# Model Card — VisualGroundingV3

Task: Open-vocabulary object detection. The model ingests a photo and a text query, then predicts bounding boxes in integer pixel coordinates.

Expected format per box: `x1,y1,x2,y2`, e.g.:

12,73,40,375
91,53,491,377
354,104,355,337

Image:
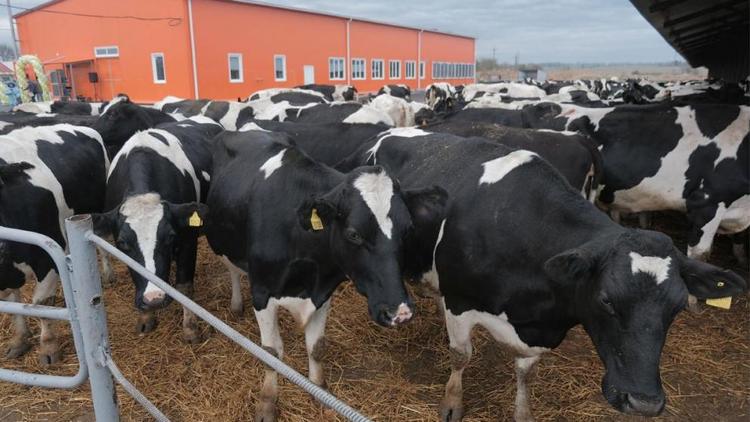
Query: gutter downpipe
417,29,423,90
187,0,199,99
346,18,352,86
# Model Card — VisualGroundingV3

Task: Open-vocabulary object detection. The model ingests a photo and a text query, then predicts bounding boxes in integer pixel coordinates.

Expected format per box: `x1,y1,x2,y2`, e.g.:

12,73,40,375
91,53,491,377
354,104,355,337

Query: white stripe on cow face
479,150,536,185
259,148,286,179
629,252,671,284
353,170,394,239
120,193,165,299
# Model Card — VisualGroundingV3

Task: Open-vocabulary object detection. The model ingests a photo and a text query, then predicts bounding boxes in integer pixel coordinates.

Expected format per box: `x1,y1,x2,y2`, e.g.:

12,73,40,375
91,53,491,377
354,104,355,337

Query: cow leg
176,234,202,343
98,246,115,286
0,288,31,358
610,210,621,224
638,212,651,229
220,256,245,316
731,233,748,267
514,355,540,422
304,299,331,387
687,203,726,262
33,270,60,366
254,301,283,422
136,311,157,333
439,304,474,422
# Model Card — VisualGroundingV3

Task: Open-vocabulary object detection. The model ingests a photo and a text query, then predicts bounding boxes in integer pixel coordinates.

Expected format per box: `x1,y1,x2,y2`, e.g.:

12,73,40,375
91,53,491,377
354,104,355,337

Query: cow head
544,228,746,417
93,101,175,159
298,166,448,327
93,193,208,313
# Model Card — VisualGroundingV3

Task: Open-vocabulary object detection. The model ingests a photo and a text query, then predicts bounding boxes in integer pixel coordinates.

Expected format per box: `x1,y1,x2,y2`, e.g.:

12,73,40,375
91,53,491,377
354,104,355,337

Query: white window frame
419,61,425,79
94,45,119,58
405,60,416,79
371,59,384,80
329,57,345,81
274,54,286,82
151,52,166,84
389,60,401,79
227,53,244,83
351,58,366,80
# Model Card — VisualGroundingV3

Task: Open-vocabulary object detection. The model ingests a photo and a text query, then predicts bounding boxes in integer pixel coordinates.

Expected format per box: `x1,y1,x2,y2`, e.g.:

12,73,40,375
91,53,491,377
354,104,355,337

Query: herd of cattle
0,76,748,421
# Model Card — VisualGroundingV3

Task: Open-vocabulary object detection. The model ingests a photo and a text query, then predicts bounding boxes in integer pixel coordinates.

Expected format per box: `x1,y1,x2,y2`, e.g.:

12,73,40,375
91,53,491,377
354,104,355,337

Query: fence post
65,214,120,422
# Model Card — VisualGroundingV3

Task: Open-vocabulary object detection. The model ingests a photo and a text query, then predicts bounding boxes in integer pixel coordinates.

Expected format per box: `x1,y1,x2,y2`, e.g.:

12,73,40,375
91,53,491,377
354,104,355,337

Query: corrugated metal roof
15,0,475,40
630,0,749,81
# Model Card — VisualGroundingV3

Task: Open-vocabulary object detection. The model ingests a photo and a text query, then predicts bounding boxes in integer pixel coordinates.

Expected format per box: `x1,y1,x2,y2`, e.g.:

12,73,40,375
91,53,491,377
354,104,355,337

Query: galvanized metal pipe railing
0,225,88,389
81,215,372,422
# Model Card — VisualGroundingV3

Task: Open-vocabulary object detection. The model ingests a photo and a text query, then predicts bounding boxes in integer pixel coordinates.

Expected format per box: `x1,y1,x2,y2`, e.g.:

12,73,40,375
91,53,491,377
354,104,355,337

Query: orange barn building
15,0,476,103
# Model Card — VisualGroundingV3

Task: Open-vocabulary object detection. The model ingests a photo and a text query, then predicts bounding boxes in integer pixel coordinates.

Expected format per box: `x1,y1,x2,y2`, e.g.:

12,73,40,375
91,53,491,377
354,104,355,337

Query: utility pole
6,0,18,58
514,51,519,68
492,47,496,63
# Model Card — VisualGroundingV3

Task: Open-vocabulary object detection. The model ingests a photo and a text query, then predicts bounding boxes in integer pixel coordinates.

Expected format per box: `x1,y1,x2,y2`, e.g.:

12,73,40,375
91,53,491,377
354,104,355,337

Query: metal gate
0,215,370,422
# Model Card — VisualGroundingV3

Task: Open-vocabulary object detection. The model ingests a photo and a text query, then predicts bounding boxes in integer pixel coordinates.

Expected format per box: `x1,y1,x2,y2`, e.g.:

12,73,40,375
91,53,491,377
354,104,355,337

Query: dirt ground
0,211,747,421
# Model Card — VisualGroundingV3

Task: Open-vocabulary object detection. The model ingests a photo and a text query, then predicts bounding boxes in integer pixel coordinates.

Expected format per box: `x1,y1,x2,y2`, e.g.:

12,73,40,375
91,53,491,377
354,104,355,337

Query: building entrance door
303,65,315,84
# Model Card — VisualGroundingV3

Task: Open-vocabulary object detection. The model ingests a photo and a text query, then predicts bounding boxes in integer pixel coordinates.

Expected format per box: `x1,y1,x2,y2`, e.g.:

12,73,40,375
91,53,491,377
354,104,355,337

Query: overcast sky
0,0,680,63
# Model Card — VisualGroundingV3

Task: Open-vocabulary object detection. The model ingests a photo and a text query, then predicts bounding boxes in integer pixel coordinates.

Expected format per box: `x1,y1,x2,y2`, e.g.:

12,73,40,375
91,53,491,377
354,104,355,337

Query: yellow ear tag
705,297,731,310
188,211,202,227
310,208,324,231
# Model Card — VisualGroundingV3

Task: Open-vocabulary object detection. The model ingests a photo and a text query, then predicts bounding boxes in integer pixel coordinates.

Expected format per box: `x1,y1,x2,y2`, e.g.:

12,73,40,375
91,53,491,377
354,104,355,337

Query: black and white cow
238,120,388,166
0,112,99,135
426,83,458,113
520,102,750,264
339,130,747,421
92,116,220,340
296,84,357,101
0,124,109,365
93,100,177,159
205,129,446,420
422,121,602,199
377,84,411,100
13,94,129,116
289,102,395,126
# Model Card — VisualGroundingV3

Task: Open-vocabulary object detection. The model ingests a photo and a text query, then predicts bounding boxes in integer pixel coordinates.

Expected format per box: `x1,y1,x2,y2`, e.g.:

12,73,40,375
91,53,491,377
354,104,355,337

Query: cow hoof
254,400,277,422
514,408,535,422
439,396,464,422
183,326,205,344
687,294,701,313
230,301,244,317
136,315,158,334
38,341,61,367
5,339,31,359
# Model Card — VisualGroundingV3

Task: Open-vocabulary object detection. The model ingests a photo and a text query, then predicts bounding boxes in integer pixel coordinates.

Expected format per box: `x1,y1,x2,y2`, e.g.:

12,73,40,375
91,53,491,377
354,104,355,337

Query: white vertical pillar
187,0,200,99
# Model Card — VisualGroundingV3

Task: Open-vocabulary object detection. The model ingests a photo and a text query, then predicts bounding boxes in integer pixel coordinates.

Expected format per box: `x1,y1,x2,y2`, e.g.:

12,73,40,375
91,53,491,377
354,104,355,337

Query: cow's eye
344,228,363,245
600,295,616,316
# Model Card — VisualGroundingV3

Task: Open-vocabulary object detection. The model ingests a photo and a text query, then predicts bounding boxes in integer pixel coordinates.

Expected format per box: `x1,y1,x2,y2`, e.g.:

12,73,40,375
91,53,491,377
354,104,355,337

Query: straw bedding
0,211,747,421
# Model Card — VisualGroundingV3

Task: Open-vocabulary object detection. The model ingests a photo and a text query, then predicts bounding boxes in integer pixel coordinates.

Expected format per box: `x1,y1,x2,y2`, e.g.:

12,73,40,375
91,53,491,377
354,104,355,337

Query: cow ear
403,185,449,231
91,208,118,237
544,248,596,285
674,251,748,299
167,202,209,229
297,198,338,232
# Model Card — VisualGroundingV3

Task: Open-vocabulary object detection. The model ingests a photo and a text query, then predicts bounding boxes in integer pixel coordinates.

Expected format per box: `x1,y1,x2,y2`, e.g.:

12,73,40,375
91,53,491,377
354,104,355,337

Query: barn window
419,61,425,79
389,60,401,79
405,61,416,79
94,46,119,58
432,62,439,79
228,53,243,83
329,57,345,80
274,55,286,81
151,53,166,84
372,59,384,80
351,58,366,80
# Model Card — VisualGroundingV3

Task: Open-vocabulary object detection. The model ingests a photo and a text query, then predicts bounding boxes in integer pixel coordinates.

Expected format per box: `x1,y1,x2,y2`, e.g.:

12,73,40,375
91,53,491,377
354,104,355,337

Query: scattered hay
0,212,747,421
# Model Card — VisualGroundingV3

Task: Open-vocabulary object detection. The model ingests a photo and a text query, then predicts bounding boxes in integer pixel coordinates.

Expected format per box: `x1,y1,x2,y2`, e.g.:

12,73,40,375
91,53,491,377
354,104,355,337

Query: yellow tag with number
310,208,324,231
705,297,731,310
188,211,202,227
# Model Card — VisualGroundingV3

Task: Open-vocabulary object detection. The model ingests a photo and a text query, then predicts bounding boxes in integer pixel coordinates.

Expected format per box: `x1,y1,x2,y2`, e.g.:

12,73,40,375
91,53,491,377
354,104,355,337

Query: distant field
479,65,709,82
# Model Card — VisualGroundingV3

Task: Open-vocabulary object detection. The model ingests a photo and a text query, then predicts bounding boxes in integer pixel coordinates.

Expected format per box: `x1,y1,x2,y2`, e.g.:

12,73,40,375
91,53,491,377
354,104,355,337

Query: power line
8,4,182,26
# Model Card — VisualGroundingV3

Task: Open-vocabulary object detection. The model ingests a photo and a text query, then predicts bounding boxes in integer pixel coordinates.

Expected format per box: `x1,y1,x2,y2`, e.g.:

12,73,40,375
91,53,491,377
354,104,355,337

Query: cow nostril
625,393,665,416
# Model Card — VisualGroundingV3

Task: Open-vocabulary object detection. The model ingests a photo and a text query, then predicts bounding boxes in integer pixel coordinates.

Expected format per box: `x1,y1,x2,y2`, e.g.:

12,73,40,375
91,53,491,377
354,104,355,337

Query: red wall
16,0,194,102
17,0,475,101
